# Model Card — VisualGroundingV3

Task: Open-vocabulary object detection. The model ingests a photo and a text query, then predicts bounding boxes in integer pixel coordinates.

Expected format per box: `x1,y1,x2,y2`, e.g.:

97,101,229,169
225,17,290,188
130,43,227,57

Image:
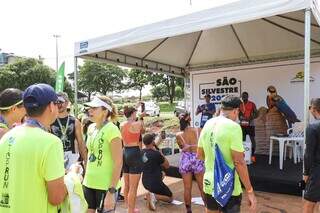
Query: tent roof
75,0,320,77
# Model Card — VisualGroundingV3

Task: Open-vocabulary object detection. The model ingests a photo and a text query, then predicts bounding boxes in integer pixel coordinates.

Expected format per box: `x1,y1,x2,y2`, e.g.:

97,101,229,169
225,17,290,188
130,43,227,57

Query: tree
77,61,126,99
151,84,168,101
149,73,182,104
175,86,184,100
126,69,149,100
0,58,73,99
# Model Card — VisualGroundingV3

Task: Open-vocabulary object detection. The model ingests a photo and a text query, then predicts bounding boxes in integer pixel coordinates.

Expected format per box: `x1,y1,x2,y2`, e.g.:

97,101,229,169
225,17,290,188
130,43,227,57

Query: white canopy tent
74,0,320,133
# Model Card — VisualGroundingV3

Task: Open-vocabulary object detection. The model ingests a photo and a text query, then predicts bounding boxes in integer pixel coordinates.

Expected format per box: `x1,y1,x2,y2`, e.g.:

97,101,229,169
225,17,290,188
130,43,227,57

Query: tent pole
303,8,311,180
74,56,79,116
183,75,190,113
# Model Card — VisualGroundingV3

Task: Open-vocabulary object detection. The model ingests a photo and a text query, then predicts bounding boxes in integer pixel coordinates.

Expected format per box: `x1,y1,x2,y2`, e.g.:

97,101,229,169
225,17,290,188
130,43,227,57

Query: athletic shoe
117,194,125,202
146,192,156,211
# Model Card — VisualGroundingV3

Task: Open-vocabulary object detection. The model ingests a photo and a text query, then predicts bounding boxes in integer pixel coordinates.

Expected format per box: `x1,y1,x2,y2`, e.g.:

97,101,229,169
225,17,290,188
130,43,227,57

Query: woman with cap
83,96,122,213
141,133,173,211
0,88,26,138
121,105,145,213
176,112,205,213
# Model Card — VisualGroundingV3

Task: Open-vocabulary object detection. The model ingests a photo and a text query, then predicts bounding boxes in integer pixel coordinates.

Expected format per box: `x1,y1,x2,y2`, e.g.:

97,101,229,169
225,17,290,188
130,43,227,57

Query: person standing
239,92,258,163
121,105,145,213
266,85,300,128
51,92,87,169
0,83,67,212
176,112,204,213
303,98,320,213
141,133,173,211
196,94,216,128
0,88,26,139
197,95,256,213
83,96,123,213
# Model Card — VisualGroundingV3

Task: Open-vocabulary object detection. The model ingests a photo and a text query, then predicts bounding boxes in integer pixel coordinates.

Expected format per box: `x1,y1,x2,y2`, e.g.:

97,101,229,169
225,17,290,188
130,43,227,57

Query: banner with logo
199,77,241,104
55,62,65,92
191,59,320,127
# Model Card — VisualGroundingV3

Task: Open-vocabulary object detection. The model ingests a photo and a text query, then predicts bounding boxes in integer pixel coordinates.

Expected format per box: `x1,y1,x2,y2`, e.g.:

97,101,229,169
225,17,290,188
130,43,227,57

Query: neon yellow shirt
0,126,65,213
0,122,9,139
198,116,244,196
84,122,122,190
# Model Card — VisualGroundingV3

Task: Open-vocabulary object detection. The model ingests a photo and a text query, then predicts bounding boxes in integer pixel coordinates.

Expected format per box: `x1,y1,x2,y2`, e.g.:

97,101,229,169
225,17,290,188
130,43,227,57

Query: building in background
0,51,20,66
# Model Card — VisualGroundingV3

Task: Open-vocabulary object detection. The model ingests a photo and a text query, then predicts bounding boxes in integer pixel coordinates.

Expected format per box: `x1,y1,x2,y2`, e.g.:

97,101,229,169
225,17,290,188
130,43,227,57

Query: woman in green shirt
83,96,123,213
0,88,26,138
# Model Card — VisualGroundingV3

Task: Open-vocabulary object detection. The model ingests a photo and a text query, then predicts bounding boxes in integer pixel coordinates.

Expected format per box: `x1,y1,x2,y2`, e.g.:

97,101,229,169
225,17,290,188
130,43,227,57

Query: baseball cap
23,84,58,108
57,92,69,102
57,96,65,103
84,96,113,112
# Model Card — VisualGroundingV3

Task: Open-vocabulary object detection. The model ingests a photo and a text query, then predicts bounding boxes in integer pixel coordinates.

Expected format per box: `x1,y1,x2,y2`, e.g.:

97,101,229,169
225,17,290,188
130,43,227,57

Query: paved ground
115,176,306,213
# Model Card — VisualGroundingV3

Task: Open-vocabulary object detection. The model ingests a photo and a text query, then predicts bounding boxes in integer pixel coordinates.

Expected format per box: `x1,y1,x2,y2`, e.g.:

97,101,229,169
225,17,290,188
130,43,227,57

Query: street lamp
53,34,60,72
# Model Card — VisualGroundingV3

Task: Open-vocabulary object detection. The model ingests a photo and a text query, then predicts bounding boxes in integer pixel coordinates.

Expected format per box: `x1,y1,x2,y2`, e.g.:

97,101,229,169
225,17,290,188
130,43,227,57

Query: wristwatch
108,187,117,194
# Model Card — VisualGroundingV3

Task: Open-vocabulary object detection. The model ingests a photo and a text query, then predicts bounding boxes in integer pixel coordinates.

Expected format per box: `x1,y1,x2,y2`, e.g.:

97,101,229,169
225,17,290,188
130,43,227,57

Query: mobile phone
161,130,166,139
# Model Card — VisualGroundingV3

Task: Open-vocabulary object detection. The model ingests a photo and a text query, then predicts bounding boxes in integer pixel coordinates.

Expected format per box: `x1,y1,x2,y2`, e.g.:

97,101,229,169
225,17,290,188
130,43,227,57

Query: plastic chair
284,122,304,163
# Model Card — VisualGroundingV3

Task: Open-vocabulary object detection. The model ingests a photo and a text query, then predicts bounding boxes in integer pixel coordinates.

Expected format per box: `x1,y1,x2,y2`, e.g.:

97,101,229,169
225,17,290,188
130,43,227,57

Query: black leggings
142,177,172,197
83,185,106,210
123,146,143,174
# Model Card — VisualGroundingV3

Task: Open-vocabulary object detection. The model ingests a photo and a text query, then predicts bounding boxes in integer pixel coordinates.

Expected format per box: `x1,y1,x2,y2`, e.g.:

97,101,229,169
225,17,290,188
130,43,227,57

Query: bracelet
246,187,254,193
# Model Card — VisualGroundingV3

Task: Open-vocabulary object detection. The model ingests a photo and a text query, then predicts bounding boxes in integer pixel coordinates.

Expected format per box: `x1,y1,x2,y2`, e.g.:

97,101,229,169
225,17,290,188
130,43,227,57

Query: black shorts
142,177,173,197
123,146,143,174
83,185,106,210
304,169,320,202
241,126,255,141
204,193,242,213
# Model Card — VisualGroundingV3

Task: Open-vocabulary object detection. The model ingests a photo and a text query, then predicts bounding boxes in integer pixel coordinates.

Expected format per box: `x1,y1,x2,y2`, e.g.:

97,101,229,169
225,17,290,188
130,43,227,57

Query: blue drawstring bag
213,144,235,207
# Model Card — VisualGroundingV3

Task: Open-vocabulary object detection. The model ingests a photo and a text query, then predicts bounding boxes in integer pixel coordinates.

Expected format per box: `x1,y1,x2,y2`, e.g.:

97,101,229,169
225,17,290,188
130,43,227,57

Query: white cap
84,97,113,112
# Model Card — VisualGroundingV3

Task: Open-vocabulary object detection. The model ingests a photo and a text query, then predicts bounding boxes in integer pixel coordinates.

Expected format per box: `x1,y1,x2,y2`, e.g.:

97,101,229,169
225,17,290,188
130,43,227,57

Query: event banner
199,76,241,104
55,62,65,92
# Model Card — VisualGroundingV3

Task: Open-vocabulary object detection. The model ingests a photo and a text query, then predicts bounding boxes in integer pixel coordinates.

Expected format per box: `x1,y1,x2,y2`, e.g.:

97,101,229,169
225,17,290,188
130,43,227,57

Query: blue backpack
213,143,235,207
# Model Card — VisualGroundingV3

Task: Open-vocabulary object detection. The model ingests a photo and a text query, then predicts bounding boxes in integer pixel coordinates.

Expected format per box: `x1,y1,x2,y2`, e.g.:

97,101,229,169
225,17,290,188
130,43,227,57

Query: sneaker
251,156,256,163
146,192,156,211
117,194,125,202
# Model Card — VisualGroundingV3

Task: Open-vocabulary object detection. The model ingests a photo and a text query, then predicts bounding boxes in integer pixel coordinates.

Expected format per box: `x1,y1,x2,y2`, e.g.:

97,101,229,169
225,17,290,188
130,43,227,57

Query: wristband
108,187,117,194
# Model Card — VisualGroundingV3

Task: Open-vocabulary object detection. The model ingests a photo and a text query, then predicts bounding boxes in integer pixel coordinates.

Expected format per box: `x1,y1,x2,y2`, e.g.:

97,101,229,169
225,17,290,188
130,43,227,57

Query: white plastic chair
284,122,304,163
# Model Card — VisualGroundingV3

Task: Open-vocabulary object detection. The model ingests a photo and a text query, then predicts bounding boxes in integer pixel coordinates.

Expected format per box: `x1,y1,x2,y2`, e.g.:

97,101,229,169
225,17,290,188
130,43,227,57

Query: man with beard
51,92,87,169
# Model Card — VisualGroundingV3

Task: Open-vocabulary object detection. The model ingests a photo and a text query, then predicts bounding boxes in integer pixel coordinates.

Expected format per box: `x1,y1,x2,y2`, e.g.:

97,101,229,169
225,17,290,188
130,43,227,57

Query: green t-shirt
0,122,9,139
0,126,65,213
84,122,122,190
198,115,244,196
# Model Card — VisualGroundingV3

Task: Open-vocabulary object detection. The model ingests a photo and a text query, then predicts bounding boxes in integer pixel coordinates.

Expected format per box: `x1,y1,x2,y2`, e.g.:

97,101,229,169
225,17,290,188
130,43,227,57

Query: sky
0,0,236,96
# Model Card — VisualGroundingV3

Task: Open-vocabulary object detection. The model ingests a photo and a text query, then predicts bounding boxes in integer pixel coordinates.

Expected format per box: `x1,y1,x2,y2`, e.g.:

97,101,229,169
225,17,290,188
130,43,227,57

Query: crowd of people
0,83,319,213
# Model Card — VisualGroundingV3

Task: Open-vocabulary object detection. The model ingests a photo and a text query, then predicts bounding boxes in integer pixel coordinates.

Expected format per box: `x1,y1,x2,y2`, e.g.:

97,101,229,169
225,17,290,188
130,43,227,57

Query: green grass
159,101,177,112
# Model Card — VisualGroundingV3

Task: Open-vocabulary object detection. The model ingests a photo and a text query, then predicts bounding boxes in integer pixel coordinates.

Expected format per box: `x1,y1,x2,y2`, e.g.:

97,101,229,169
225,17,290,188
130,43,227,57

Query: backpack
213,143,235,207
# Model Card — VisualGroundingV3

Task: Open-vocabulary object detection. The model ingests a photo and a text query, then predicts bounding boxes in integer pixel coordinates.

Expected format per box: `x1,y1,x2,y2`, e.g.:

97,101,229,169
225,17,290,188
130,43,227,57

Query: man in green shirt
0,83,67,213
197,95,256,213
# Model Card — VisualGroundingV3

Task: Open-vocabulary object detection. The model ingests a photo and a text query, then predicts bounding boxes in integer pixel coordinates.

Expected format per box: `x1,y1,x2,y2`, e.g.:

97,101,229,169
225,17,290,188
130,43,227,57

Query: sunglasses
53,100,64,105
